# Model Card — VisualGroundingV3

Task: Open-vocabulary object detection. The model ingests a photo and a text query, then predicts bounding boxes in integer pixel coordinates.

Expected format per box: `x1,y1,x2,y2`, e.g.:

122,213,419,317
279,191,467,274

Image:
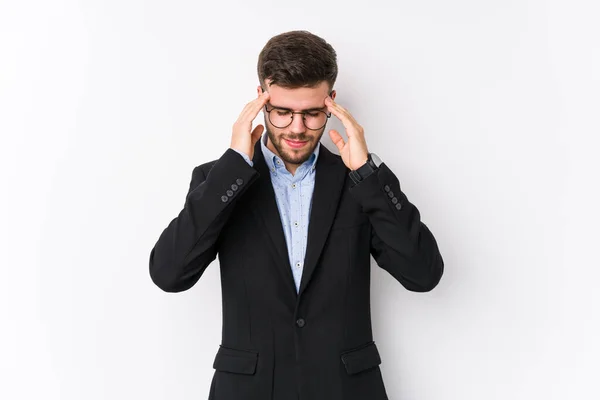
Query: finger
251,124,265,144
236,102,256,125
327,107,357,138
325,97,353,125
325,96,347,114
326,97,358,125
236,91,269,124
325,98,364,139
244,91,267,113
242,91,270,122
329,129,345,152
237,101,254,119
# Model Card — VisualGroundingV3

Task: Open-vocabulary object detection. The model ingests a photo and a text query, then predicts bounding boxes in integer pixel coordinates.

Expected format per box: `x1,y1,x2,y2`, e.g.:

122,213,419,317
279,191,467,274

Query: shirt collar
260,132,320,174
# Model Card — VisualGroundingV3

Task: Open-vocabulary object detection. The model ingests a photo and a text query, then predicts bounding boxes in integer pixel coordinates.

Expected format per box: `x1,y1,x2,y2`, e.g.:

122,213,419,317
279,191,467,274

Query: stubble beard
264,122,324,166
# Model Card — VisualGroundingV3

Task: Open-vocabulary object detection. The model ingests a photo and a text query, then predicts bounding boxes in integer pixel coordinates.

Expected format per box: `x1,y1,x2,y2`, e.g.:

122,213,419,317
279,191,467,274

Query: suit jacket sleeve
149,148,260,292
348,162,444,292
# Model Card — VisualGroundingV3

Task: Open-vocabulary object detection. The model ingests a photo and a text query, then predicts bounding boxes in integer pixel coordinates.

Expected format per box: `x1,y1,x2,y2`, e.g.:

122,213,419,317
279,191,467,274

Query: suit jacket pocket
340,341,382,375
213,345,259,375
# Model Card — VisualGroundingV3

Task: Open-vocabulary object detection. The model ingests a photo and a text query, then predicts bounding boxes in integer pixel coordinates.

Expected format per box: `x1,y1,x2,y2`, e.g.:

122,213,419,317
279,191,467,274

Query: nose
289,113,307,134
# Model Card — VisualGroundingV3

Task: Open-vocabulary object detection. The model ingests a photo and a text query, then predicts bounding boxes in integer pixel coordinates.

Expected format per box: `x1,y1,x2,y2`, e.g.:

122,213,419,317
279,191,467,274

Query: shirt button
221,195,229,203
236,178,244,186
292,183,297,189
296,318,306,328
294,221,299,227
296,262,301,269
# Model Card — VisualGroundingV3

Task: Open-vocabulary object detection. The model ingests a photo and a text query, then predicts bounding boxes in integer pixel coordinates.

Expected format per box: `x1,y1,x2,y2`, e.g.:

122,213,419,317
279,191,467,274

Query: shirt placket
291,177,304,292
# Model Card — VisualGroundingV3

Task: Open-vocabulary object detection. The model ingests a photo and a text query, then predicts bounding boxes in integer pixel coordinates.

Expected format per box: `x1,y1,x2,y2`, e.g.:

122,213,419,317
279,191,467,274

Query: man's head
256,31,338,168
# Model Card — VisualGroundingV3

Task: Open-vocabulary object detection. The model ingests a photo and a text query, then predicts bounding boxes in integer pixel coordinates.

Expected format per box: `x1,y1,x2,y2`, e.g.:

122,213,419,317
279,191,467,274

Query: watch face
370,153,382,167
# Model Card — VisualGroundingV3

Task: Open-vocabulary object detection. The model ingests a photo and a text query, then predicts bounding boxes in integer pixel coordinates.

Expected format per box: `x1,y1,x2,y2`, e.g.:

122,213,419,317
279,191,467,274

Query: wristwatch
349,153,382,184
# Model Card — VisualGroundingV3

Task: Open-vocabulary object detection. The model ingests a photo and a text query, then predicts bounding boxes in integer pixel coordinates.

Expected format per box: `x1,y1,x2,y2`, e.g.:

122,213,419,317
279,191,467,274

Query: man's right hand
230,90,270,160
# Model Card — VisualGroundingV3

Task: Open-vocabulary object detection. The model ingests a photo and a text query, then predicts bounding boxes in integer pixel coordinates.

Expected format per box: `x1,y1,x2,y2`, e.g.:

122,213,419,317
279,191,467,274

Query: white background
1,1,599,399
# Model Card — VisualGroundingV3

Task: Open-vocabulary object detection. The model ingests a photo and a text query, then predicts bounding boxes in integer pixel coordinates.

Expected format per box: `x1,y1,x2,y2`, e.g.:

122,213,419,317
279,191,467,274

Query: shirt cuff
231,148,254,167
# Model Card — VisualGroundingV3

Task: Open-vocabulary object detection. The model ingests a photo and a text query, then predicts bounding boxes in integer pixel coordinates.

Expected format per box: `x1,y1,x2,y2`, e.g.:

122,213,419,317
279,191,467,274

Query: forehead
267,81,329,110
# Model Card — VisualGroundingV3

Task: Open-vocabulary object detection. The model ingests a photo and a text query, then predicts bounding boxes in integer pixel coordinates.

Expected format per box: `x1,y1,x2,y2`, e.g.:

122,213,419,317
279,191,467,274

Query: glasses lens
267,108,328,130
303,111,328,130
269,109,293,128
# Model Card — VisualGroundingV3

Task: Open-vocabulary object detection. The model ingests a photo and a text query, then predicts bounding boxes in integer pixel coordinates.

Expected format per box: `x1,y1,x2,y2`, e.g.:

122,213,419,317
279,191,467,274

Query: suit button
384,185,390,192
296,318,305,328
388,191,394,198
226,190,234,197
221,195,228,203
391,197,398,204
231,184,238,191
395,203,402,210
236,178,244,186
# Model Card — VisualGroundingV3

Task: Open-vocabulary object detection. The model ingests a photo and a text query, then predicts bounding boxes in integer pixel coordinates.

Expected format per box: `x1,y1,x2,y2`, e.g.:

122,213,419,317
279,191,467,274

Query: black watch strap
349,154,378,184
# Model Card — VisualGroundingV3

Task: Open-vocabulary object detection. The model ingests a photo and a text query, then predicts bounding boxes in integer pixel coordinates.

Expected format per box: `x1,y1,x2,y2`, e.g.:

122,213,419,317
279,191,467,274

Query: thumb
251,124,265,144
329,129,345,152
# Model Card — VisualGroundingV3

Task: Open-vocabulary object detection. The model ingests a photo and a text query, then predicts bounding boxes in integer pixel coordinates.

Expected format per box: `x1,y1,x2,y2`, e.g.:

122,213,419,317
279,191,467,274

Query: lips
284,139,308,149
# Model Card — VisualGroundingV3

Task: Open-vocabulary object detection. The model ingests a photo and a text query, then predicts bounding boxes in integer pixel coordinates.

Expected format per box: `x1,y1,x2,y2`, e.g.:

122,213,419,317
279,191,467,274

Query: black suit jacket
149,140,444,400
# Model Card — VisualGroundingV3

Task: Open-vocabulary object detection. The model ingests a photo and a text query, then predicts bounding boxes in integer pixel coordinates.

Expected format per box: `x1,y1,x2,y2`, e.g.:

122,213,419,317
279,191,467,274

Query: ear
257,85,263,96
330,89,337,101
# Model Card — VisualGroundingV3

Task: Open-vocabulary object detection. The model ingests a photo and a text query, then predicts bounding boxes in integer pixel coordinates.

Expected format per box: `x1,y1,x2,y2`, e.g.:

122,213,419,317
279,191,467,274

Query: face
259,81,336,166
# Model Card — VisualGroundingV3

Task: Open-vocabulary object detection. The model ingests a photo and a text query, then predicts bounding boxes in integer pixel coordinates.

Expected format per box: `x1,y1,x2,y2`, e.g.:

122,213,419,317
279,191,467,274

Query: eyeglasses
264,104,331,130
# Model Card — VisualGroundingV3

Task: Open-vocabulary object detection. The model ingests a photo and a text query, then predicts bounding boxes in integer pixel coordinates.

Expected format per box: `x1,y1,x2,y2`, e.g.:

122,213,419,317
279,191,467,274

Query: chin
267,127,322,165
279,141,315,164
281,150,310,165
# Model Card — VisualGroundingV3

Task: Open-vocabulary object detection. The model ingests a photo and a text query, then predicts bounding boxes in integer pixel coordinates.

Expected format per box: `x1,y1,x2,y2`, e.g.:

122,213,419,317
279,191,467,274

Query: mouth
284,138,308,149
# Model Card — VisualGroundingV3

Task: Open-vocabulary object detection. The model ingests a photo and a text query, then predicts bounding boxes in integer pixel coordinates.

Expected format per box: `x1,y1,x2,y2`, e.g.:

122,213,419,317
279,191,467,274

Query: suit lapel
249,140,348,301
298,145,347,297
250,141,298,300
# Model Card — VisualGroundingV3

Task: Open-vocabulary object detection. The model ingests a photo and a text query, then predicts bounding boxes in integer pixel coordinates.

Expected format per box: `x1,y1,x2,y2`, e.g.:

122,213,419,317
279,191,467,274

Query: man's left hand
325,96,370,171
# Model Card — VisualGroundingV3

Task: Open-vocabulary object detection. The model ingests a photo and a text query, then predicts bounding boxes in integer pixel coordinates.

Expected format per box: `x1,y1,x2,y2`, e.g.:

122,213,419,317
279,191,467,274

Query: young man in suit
149,30,444,400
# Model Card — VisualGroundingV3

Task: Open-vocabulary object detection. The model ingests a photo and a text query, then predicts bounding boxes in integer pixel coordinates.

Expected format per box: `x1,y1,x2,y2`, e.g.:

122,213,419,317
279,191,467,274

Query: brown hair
257,30,338,90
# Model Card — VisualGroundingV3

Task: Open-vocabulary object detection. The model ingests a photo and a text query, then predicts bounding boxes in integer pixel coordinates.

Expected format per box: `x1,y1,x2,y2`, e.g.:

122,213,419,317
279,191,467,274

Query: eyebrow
268,103,326,112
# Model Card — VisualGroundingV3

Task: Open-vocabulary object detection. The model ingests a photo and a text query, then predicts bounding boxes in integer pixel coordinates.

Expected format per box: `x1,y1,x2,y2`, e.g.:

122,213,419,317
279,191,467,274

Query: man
149,30,444,400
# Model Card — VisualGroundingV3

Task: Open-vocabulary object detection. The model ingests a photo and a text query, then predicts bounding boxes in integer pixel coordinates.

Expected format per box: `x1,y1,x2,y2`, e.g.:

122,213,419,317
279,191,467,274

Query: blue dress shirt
232,134,320,293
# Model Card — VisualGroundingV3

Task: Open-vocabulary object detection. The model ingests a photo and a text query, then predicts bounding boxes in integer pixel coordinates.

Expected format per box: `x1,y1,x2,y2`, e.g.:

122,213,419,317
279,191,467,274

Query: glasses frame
264,104,332,131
